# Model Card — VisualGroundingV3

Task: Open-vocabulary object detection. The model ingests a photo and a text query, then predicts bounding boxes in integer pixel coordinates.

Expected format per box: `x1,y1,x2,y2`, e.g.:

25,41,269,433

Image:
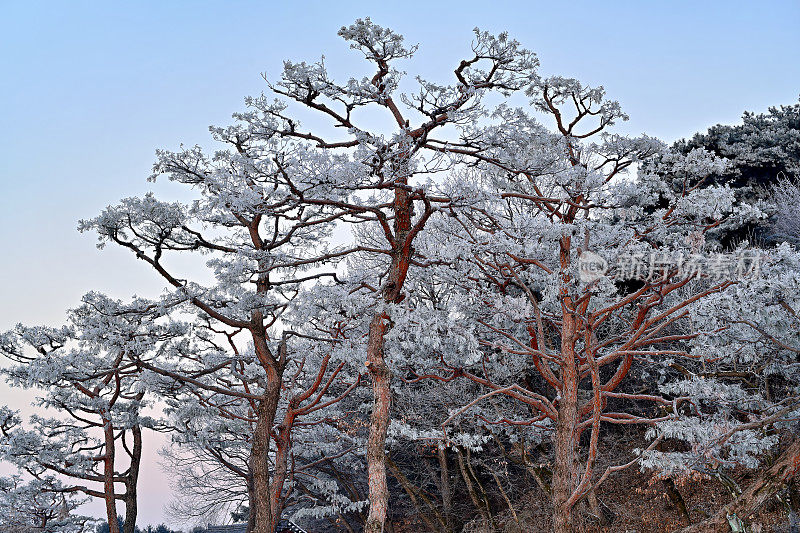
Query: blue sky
0,0,798,527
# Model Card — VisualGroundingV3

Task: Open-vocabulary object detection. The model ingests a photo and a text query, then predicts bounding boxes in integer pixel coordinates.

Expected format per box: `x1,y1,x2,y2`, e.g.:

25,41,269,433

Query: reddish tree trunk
102,414,121,533
250,379,282,533
365,181,415,533
553,235,580,533
365,312,392,533
270,407,294,522
553,317,579,533
248,310,286,533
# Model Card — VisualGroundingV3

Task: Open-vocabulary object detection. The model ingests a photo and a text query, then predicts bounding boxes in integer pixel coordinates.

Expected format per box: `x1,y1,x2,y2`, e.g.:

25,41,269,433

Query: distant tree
230,505,249,523
0,294,179,533
159,411,250,526
0,475,92,533
769,177,800,246
676,99,800,185
666,99,800,246
96,519,180,533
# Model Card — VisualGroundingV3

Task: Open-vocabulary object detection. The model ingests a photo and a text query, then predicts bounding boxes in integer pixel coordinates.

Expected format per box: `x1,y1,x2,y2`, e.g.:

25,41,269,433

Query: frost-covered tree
390,70,798,531
0,293,176,533
148,321,362,531
647,244,800,532
78,65,360,530
79,97,373,531
159,398,252,526
675,99,800,189
769,177,800,247
230,18,544,532
0,475,93,533
82,17,547,532
666,99,800,247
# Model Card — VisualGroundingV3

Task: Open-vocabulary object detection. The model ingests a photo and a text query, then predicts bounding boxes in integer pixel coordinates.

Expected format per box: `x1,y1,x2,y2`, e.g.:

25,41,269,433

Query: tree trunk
587,489,615,526
122,425,142,533
246,473,256,533
270,407,294,523
679,439,800,532
455,446,493,525
250,382,282,533
365,152,432,533
386,457,442,532
552,379,579,533
491,468,521,529
365,312,392,533
788,481,800,532
102,414,120,533
437,444,454,532
553,236,579,533
365,179,415,532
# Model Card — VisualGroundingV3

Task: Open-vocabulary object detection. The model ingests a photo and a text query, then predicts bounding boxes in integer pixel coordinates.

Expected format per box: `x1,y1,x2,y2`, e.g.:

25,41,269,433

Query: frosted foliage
637,244,800,472
0,292,177,509
770,177,800,246
0,476,91,533
386,47,800,485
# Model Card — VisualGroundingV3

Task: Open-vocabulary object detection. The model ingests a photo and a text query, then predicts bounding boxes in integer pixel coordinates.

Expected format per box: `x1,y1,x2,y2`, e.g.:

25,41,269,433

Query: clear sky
1,0,798,528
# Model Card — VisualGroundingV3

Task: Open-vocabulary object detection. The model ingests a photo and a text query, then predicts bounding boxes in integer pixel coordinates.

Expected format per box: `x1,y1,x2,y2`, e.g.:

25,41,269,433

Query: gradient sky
1,0,798,528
